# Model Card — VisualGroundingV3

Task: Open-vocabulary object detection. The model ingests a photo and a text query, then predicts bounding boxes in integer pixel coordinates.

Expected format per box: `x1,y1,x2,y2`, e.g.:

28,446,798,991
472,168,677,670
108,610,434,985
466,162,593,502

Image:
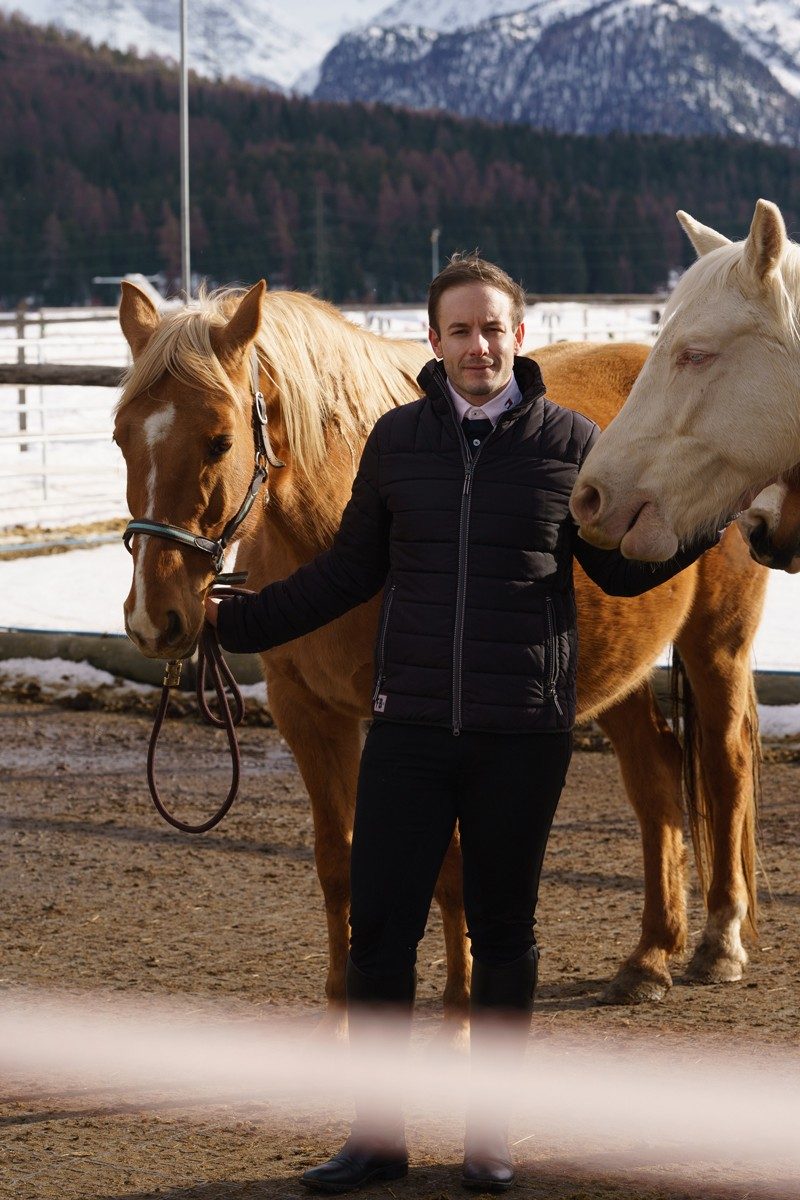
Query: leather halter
122,347,285,834
122,347,284,575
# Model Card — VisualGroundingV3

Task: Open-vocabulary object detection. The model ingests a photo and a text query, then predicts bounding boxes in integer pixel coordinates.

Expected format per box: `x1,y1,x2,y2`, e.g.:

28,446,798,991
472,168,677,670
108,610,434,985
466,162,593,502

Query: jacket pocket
544,595,564,716
372,582,396,710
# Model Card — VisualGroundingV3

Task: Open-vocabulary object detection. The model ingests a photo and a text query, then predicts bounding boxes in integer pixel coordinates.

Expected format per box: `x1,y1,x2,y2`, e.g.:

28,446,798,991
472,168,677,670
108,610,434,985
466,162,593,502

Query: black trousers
349,721,572,976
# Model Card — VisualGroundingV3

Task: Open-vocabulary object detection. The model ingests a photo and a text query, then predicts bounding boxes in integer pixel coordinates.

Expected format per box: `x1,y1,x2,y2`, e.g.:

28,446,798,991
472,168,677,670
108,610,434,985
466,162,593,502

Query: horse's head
737,469,800,573
115,280,268,659
571,198,800,559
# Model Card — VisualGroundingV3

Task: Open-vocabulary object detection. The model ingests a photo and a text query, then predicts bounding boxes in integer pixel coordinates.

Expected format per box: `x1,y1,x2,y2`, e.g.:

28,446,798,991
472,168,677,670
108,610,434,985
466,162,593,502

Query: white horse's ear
676,210,731,258
743,198,787,281
119,281,160,357
212,279,266,364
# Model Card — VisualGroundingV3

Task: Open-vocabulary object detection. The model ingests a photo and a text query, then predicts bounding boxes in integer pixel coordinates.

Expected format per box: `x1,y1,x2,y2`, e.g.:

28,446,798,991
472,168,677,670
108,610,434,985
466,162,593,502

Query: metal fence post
16,300,27,452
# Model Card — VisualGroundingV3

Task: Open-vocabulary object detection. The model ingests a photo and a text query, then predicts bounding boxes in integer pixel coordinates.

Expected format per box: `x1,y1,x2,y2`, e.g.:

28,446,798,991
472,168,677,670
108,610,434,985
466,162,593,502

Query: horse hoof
436,1013,470,1053
684,945,745,984
596,965,671,1006
311,1006,348,1042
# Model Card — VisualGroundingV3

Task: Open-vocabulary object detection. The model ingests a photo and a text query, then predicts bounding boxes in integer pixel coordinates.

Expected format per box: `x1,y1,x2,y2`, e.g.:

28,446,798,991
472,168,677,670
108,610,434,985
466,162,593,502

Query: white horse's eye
678,349,715,366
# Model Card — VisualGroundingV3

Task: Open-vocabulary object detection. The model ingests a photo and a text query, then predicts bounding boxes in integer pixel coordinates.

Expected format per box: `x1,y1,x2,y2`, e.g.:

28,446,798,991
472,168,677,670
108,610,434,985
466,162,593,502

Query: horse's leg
674,549,765,983
433,835,471,1043
596,682,687,1004
265,665,361,1031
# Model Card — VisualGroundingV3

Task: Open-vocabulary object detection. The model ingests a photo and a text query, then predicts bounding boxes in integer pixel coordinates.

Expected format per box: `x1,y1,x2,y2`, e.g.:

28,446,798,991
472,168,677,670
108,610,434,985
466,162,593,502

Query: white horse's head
571,199,800,560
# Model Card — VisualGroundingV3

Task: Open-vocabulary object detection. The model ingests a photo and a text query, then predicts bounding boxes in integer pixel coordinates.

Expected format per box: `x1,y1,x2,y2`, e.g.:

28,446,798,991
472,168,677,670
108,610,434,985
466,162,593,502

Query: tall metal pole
430,227,440,279
179,0,191,298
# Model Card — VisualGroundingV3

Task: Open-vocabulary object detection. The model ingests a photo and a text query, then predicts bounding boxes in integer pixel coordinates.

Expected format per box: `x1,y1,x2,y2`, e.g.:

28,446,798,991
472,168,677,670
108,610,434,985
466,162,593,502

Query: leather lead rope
146,581,251,834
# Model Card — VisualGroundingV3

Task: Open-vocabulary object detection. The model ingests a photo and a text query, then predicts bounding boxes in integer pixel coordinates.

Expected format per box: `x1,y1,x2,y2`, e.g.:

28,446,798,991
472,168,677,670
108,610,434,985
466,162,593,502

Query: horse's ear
743,198,787,282
119,281,160,357
676,210,731,258
213,280,266,365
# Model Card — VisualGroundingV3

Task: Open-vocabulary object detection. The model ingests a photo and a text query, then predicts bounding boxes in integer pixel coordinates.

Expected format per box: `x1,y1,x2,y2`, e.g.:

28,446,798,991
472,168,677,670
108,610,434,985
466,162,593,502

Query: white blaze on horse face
142,404,177,515
126,404,176,646
572,244,800,557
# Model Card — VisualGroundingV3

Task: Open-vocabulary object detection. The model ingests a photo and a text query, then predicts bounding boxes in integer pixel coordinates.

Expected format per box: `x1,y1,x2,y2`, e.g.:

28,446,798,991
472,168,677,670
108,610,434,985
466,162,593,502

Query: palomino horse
115,282,766,1015
571,197,800,558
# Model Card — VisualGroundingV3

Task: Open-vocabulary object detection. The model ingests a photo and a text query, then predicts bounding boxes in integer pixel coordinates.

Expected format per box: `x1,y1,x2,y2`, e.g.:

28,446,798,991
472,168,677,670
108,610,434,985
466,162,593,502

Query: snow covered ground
0,653,268,707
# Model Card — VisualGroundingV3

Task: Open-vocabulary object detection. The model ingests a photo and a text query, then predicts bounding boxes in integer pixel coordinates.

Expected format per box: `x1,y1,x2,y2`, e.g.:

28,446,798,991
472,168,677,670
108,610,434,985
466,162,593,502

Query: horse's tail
670,647,761,939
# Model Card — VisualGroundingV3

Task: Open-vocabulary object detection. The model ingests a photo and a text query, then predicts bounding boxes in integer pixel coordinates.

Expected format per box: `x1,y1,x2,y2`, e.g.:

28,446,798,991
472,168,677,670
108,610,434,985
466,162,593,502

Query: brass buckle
163,661,183,689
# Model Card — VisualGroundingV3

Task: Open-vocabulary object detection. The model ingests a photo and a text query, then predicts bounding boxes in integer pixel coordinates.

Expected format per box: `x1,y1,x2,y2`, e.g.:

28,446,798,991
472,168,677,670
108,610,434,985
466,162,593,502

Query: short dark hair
428,252,526,334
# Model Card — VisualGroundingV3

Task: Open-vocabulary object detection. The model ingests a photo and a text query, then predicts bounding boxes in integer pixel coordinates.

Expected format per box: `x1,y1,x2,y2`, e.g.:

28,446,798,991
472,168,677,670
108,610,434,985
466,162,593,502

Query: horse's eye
208,436,233,460
678,349,714,367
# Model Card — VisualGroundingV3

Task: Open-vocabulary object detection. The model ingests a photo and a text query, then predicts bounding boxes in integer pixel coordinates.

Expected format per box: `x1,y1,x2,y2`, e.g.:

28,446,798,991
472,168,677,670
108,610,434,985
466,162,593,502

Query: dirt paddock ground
1,698,799,1200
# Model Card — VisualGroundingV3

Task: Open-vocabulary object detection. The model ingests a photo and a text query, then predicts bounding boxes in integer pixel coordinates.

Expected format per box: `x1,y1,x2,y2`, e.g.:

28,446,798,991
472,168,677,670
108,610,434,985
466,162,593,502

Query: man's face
429,282,524,404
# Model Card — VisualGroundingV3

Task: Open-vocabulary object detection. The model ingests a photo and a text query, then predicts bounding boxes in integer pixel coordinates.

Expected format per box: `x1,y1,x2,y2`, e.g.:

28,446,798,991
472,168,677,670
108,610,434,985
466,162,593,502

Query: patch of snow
0,654,156,697
0,654,267,704
757,703,800,737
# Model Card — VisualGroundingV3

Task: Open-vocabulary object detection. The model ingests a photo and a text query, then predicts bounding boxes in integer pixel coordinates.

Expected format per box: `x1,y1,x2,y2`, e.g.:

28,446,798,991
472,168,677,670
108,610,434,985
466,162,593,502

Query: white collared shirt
446,374,523,427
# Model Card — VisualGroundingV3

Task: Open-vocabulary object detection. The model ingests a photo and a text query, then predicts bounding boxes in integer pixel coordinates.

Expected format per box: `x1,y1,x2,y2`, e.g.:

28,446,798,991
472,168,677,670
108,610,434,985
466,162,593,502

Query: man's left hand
204,595,221,627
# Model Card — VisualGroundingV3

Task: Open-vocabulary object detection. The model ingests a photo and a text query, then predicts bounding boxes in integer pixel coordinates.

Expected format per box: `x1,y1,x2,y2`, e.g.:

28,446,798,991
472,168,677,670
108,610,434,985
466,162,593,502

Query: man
207,255,719,1193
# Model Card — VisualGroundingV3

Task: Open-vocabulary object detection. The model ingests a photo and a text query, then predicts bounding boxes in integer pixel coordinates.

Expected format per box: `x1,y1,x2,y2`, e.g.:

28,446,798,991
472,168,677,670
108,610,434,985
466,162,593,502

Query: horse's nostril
748,517,770,557
165,610,184,646
573,483,602,523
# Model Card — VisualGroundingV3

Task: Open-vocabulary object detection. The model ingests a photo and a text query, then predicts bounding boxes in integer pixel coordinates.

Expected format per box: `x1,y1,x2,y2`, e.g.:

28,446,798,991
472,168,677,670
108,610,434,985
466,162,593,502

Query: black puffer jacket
218,357,717,733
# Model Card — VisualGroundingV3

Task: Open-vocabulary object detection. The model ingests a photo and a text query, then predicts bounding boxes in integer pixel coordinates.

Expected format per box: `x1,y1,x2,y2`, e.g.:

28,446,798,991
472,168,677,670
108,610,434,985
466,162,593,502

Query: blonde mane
118,288,429,478
664,237,800,344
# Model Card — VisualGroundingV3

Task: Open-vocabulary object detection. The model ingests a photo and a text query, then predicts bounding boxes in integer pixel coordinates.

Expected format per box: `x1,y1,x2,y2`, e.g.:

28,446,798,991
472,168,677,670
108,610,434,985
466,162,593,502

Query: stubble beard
455,361,498,399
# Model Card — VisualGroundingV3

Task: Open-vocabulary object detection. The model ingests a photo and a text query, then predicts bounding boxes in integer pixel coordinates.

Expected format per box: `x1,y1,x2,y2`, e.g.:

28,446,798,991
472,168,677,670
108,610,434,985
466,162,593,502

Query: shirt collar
446,374,523,427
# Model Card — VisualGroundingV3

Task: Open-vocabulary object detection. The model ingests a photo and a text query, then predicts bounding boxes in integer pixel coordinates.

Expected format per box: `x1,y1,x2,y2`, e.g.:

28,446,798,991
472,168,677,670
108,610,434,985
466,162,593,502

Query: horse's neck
237,442,356,586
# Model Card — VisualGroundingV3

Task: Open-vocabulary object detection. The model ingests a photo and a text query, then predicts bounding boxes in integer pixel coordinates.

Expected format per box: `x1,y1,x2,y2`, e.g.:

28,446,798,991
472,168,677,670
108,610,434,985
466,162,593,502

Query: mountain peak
314,0,800,145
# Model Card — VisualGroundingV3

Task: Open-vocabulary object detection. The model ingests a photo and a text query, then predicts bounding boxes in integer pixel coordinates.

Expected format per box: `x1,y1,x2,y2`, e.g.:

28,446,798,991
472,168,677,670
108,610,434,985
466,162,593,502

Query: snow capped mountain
3,0,390,91
314,0,800,144
7,0,800,140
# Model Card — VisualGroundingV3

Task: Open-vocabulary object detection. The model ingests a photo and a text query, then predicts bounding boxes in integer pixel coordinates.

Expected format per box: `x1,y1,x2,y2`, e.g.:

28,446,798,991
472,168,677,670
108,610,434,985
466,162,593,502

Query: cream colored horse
115,283,766,1020
570,198,800,559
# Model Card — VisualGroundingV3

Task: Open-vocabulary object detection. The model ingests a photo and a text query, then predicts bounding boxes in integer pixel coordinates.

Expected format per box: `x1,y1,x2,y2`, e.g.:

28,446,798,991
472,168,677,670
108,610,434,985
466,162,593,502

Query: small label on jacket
374,694,387,713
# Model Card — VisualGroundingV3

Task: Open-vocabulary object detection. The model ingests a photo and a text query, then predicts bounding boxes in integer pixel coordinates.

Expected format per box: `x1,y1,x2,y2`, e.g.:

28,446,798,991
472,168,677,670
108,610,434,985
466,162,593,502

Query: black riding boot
300,956,415,1194
462,947,538,1193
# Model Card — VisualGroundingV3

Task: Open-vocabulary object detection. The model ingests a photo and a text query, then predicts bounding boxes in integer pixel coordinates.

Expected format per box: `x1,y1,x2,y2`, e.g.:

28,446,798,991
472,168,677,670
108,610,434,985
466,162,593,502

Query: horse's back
532,342,650,430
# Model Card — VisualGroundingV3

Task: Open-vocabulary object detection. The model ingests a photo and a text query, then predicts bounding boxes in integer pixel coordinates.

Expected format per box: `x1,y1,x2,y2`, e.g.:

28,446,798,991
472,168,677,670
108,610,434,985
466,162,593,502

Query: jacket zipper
439,374,546,736
450,415,497,735
372,582,396,707
544,594,564,716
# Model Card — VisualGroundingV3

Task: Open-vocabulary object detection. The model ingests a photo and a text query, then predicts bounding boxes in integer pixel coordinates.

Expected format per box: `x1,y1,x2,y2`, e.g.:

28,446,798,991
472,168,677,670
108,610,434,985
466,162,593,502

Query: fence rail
0,364,124,387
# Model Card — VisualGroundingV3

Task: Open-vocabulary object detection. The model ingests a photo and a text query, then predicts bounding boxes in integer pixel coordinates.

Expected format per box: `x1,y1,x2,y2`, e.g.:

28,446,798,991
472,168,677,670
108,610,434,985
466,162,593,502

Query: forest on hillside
2,13,800,305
